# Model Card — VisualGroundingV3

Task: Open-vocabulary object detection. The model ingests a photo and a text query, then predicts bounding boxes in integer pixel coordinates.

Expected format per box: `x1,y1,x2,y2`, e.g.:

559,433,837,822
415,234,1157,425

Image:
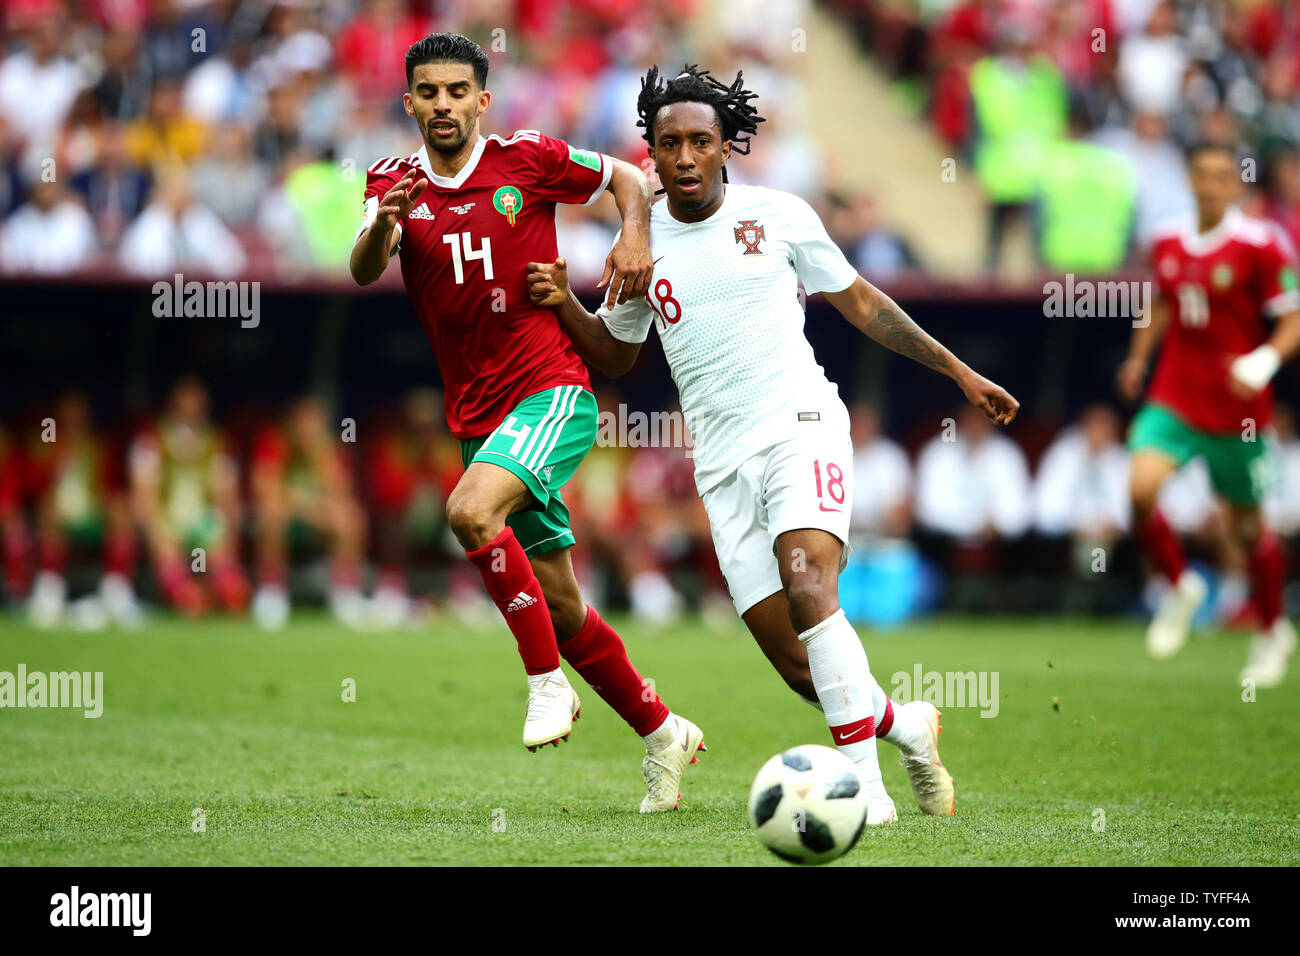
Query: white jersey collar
664,182,736,225
1181,205,1242,256
417,135,487,189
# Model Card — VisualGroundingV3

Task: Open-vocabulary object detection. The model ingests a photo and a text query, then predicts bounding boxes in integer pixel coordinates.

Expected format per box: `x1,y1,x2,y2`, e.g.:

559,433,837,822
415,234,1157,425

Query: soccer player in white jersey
528,66,1020,821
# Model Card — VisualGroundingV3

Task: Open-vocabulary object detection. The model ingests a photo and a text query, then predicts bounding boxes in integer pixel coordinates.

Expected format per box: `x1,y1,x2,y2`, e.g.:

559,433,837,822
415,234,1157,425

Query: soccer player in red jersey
128,377,249,618
0,425,30,606
249,396,369,632
349,34,701,811
366,387,464,629
1118,143,1300,687
25,391,140,629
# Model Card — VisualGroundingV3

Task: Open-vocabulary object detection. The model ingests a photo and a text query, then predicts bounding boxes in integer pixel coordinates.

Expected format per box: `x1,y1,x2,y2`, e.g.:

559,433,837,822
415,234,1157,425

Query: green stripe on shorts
460,385,598,556
1128,402,1277,505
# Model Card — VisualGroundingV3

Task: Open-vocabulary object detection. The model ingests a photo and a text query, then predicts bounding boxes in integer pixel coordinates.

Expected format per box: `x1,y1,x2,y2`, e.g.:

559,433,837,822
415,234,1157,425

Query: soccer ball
747,745,868,865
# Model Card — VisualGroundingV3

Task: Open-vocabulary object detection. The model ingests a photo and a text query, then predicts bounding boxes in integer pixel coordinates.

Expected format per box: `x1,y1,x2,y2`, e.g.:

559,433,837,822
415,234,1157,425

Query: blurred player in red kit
249,396,369,631
1119,143,1300,686
24,391,140,629
0,425,32,605
366,387,463,628
128,377,249,617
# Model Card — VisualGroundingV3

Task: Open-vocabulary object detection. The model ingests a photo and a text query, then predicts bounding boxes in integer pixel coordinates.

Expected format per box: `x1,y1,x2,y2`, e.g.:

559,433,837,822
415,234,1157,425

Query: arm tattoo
862,290,955,377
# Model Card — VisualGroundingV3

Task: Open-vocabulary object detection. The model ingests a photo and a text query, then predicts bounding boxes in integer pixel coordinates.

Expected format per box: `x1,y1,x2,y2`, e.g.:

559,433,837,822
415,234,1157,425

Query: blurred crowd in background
5,378,1300,631
7,0,1300,630
0,0,857,285
837,0,1300,273
7,1,1300,280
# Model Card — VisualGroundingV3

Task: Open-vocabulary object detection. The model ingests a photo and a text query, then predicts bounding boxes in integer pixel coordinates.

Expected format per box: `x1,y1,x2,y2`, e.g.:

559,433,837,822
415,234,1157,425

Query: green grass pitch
0,613,1295,866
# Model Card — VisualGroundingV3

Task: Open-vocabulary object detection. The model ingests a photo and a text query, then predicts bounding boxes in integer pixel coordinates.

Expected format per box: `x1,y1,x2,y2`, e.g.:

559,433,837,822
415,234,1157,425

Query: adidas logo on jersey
505,592,537,612
408,203,435,221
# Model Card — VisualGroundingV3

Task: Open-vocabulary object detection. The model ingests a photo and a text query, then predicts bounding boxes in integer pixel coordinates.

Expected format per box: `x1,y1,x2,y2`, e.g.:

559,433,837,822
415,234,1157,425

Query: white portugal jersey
598,183,860,493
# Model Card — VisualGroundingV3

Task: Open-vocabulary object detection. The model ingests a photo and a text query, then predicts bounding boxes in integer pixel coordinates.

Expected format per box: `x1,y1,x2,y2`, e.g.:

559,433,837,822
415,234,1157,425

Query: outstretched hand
959,372,1020,425
376,173,428,230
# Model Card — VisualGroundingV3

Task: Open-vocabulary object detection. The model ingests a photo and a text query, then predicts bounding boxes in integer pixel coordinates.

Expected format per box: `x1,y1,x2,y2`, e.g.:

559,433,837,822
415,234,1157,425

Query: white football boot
1240,617,1296,689
252,584,290,631
856,764,898,824
67,595,109,632
1146,569,1207,660
866,795,899,825
100,573,143,629
369,584,410,631
897,701,956,816
639,713,706,812
27,571,66,629
329,586,370,631
523,669,581,751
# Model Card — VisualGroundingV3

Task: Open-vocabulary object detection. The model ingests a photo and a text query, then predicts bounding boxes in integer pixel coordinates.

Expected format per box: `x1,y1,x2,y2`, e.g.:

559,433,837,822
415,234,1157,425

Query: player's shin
800,670,921,752
2,520,31,599
560,604,669,737
798,609,893,813
1248,528,1284,628
465,527,560,674
1137,508,1187,584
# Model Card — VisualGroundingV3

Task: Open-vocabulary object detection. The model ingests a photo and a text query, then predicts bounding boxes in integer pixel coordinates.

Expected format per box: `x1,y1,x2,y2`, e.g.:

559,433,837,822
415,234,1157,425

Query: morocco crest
734,219,765,255
493,185,524,226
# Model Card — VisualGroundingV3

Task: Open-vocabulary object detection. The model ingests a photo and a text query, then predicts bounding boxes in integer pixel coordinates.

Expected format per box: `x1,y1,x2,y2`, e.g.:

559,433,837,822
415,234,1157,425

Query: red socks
331,556,362,592
104,531,136,578
1141,507,1284,627
466,527,559,675
1249,529,1284,628
210,556,249,611
38,537,67,573
560,605,669,736
2,521,30,597
466,529,669,735
1137,508,1187,583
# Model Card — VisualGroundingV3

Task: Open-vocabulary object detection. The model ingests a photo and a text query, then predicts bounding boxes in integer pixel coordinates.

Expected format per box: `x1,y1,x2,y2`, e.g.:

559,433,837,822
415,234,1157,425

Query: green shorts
460,385,598,557
1128,403,1277,505
61,514,104,547
179,509,225,551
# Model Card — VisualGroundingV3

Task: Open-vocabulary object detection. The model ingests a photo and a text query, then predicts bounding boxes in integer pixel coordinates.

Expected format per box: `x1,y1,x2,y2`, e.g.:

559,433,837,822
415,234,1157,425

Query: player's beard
425,116,469,154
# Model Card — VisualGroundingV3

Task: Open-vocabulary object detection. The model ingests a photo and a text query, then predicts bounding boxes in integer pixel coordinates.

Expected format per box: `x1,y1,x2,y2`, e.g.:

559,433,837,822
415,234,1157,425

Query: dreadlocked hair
636,64,765,183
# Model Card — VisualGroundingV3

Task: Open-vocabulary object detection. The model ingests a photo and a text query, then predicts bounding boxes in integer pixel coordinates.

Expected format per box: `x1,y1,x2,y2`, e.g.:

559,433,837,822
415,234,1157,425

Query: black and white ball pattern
747,744,869,865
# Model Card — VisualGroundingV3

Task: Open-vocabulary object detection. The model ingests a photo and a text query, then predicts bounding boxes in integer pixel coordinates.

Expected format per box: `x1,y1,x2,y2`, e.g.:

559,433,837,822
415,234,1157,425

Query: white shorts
700,431,853,616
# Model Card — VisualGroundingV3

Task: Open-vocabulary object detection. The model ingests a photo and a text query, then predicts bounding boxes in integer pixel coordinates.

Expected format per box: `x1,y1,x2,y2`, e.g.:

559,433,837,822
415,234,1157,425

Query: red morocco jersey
1147,207,1300,433
361,130,608,438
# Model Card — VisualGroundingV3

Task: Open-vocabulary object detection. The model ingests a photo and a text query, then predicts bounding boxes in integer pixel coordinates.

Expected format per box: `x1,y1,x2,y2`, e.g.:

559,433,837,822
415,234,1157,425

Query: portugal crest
493,186,524,226
734,219,765,255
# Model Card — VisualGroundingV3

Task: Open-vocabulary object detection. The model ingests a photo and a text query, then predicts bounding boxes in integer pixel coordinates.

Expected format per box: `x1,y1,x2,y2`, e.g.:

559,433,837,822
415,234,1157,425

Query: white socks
526,668,563,691
798,609,887,795
792,615,927,757
642,712,677,751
